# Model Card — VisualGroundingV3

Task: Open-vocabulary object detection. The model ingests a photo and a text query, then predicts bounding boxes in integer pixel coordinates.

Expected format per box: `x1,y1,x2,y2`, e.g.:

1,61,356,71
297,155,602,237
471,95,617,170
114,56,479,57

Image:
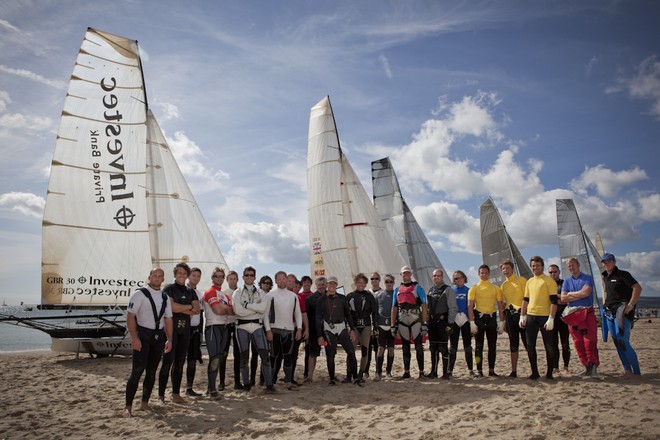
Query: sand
1,320,659,440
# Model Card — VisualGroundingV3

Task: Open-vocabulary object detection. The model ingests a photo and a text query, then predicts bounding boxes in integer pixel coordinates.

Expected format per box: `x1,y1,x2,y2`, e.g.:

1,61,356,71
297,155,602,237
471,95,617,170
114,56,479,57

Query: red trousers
566,308,599,367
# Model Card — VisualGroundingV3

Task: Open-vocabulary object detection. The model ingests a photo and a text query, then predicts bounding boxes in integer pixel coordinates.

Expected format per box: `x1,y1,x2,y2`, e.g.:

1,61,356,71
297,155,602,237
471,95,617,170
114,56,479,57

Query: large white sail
371,157,446,291
42,28,151,306
556,199,599,307
146,111,228,291
307,96,405,292
480,197,532,284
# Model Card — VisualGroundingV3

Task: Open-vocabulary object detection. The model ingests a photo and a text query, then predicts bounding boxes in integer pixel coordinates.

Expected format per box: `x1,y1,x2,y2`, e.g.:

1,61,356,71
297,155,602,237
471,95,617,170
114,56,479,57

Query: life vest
397,283,420,309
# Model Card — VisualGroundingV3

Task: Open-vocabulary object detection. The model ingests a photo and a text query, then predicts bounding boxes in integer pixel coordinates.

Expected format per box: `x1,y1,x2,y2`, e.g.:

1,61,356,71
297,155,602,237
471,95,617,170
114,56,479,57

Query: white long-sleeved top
264,287,302,332
232,284,268,321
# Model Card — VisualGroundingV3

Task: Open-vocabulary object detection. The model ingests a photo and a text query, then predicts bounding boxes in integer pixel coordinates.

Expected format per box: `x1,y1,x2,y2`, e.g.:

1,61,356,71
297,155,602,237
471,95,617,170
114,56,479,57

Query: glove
420,323,428,337
519,315,526,329
371,326,379,337
544,317,554,331
445,325,454,335
497,321,505,334
390,326,398,337
469,321,478,335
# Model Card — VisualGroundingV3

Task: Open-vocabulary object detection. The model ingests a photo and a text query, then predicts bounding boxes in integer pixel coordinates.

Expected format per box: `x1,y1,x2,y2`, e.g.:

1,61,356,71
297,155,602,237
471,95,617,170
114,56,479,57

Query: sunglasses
212,275,225,278
262,281,272,285
370,278,380,281
244,274,256,277
548,271,558,274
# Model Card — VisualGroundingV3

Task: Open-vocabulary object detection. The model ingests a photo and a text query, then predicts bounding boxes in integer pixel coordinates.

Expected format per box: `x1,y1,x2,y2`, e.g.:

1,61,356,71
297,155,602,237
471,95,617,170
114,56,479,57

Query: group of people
123,253,642,416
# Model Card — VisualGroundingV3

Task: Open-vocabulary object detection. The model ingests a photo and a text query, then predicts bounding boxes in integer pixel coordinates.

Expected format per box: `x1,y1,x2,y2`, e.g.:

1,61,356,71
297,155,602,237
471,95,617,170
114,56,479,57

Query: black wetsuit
316,293,358,382
158,282,195,397
346,290,378,378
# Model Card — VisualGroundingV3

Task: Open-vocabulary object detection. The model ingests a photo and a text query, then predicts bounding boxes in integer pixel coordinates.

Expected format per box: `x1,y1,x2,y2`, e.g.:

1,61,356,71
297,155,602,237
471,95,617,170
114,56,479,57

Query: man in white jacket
232,266,274,392
265,271,303,389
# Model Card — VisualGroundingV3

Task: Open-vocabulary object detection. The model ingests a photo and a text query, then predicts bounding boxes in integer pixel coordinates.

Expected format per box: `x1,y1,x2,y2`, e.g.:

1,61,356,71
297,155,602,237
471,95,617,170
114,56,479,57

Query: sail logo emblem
114,205,135,229
312,240,322,254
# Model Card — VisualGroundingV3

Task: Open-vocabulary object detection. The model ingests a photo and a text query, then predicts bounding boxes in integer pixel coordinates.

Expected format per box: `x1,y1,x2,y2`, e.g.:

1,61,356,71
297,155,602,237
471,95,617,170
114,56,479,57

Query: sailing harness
136,287,168,344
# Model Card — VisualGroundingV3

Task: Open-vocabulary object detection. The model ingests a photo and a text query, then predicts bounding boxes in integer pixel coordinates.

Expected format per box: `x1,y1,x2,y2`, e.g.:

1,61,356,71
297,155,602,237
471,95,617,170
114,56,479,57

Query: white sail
371,157,446,291
307,96,405,292
480,197,532,284
556,199,599,307
42,28,151,306
146,111,228,291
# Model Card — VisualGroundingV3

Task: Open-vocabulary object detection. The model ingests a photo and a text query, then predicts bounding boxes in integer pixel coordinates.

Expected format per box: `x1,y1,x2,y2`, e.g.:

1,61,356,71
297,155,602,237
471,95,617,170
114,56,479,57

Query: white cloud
586,55,599,76
413,201,481,254
379,53,393,79
0,112,52,131
570,164,648,198
638,193,660,221
156,102,180,121
615,251,660,278
0,64,67,90
0,19,21,33
628,55,660,120
164,131,230,194
0,192,45,218
446,93,500,139
218,220,308,268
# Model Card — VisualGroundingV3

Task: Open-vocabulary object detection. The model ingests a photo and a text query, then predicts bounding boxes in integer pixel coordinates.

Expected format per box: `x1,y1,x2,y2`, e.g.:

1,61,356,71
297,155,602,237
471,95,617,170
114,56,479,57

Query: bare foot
139,402,151,411
123,407,132,418
171,394,187,404
157,396,165,405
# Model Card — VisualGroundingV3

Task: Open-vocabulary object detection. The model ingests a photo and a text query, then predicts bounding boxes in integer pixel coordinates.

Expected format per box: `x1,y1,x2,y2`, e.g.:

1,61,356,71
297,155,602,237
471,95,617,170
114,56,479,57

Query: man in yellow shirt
520,256,558,380
468,265,505,377
500,260,528,378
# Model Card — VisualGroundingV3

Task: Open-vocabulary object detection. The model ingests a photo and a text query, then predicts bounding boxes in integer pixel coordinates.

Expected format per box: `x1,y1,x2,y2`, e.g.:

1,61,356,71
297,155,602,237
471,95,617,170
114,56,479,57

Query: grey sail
556,199,600,307
480,197,532,284
371,157,446,291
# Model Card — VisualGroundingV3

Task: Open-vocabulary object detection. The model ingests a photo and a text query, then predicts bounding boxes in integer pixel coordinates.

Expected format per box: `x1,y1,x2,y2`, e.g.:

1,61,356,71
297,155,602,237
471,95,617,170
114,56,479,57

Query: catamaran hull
51,335,133,356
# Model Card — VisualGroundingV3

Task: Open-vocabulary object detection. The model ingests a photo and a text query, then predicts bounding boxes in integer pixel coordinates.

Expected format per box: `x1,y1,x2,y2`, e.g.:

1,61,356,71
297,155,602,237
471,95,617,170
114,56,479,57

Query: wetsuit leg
338,329,358,380
232,325,242,387
281,332,295,383
474,317,486,372
539,322,555,377
270,332,283,384
448,323,460,373
250,343,259,385
158,329,179,397
400,324,412,372
235,327,252,387
126,333,163,406
438,320,450,377
376,330,387,376
186,327,201,388
460,322,474,371
205,325,228,393
428,322,441,376
485,316,498,371
507,313,520,353
291,336,302,381
357,327,371,377
525,316,541,377
324,331,338,381
251,328,273,387
386,332,395,375
170,328,190,395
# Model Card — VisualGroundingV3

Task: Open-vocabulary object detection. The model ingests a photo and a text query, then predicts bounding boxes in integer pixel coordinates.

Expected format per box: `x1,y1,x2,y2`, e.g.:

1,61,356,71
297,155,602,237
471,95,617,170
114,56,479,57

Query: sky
0,0,659,305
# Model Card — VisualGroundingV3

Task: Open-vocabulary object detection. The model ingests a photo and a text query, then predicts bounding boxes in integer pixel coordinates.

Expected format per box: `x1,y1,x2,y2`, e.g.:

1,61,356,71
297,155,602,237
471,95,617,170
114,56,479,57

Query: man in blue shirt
560,258,598,377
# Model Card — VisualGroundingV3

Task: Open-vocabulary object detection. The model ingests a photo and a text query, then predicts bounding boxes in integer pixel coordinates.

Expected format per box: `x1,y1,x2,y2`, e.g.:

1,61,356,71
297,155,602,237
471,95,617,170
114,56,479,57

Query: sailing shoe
209,391,221,401
185,388,202,397
401,371,411,379
341,377,353,384
509,371,518,378
590,364,598,378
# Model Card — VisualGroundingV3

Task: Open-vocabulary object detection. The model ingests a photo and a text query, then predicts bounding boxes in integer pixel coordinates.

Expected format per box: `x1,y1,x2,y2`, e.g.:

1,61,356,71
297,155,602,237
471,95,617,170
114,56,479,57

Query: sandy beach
1,320,659,440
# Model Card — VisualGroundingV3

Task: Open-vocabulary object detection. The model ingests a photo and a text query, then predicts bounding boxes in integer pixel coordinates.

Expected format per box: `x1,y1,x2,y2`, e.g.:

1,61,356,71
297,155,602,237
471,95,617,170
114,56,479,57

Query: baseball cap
601,253,616,263
400,266,412,273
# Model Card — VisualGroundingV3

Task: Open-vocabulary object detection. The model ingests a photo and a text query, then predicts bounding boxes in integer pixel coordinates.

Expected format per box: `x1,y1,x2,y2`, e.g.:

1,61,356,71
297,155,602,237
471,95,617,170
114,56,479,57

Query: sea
0,324,52,353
